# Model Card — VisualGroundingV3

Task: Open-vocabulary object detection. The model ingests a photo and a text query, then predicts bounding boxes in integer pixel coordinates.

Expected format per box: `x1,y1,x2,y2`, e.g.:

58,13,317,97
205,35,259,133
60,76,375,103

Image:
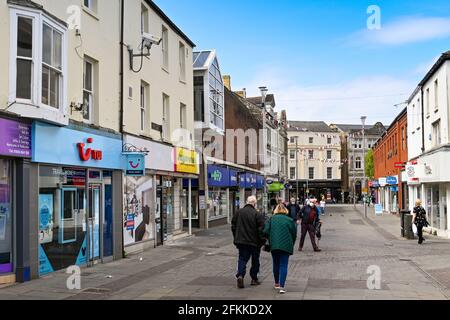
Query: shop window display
123,176,154,246
39,166,87,275
209,189,228,219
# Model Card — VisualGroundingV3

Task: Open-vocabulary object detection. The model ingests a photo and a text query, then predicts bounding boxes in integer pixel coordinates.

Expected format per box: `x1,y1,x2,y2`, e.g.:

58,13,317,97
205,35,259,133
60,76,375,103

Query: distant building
373,108,408,214
288,121,342,203
331,123,387,203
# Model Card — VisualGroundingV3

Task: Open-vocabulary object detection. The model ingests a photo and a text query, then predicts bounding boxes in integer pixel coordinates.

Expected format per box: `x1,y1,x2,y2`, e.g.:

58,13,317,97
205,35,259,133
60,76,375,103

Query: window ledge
83,6,99,21
426,114,430,119
434,108,439,113
179,79,187,85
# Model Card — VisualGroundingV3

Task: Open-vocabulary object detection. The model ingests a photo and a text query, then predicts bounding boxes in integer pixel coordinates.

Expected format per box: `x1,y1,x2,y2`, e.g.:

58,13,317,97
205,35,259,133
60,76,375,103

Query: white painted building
407,51,450,238
287,121,342,202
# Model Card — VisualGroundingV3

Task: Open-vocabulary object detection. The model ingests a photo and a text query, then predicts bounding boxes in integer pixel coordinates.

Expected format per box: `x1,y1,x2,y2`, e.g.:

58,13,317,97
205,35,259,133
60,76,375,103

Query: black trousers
417,225,424,244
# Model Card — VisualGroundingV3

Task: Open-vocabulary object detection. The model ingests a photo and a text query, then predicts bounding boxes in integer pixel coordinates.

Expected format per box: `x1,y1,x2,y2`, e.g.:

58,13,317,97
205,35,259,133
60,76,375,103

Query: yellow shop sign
175,148,199,174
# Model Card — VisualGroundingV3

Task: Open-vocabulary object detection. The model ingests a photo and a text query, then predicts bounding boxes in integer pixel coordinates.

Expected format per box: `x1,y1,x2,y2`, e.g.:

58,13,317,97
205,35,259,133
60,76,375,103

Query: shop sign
229,170,239,187
386,176,398,185
207,165,230,187
369,181,380,188
125,153,145,176
256,176,265,189
406,163,422,184
378,178,387,187
33,122,123,169
78,138,103,161
391,186,398,192
174,148,199,174
0,118,31,158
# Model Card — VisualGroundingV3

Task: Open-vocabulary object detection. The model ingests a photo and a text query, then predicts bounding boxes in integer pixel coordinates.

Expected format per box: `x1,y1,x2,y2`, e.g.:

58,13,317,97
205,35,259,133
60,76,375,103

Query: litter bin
400,210,411,238
401,210,414,240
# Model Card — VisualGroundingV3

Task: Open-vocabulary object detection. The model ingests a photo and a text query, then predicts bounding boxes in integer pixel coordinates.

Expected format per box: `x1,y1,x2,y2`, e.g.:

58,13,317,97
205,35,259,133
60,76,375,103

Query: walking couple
232,196,320,294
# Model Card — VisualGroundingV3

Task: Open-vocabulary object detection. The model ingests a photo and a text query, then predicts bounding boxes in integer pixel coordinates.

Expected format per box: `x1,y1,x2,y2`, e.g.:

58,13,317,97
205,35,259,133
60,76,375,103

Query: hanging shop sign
174,147,199,174
33,122,123,169
125,153,146,176
0,117,31,158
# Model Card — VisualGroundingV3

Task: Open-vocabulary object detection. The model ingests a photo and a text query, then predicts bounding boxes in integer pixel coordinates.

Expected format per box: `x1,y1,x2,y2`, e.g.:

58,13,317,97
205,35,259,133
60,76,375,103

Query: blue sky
154,0,450,125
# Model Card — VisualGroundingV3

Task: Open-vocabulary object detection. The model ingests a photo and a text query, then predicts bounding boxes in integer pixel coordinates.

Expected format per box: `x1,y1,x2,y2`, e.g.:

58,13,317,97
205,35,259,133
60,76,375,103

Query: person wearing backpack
298,198,321,252
263,203,297,294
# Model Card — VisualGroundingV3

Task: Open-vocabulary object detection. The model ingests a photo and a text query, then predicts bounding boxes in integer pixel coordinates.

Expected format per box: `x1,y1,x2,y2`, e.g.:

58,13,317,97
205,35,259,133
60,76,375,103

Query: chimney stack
223,75,231,90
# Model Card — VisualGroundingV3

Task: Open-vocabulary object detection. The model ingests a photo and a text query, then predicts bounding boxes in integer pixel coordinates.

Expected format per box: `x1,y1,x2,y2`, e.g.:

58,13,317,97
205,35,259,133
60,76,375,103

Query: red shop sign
77,138,103,162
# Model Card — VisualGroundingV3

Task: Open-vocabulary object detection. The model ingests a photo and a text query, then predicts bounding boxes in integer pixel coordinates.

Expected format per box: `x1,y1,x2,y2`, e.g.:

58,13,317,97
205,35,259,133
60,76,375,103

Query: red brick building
373,108,408,213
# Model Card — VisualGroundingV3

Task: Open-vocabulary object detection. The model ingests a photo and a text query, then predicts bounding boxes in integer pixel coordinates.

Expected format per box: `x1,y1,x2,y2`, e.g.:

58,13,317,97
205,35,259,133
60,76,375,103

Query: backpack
302,206,317,224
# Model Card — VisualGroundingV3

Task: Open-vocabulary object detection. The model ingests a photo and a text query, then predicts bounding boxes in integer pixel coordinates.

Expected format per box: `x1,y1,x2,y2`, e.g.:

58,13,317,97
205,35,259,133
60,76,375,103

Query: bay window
9,7,67,118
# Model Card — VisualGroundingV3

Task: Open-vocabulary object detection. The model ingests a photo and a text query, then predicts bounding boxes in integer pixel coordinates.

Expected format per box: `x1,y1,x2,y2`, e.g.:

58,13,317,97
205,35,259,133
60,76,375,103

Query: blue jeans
272,250,290,288
236,245,261,280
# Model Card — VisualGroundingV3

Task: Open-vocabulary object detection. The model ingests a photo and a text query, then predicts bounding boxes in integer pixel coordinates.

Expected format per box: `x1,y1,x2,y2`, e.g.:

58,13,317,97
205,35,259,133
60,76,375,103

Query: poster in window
0,213,6,241
39,194,54,244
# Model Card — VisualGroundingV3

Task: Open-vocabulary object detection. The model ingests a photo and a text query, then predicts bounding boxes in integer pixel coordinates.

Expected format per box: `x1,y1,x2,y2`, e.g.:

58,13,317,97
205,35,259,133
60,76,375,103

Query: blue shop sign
239,173,259,189
183,179,199,188
256,175,265,189
125,153,145,176
33,122,124,169
386,176,398,185
229,170,239,187
391,186,399,192
208,165,230,187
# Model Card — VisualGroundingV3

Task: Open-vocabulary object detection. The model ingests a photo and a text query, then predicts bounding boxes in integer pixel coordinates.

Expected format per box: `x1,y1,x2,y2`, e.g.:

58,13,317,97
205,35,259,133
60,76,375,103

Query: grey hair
247,196,257,206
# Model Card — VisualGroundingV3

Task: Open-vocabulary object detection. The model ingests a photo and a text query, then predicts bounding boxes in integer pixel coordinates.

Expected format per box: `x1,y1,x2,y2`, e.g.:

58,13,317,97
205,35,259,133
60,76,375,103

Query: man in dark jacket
232,196,265,289
298,198,321,252
286,198,301,223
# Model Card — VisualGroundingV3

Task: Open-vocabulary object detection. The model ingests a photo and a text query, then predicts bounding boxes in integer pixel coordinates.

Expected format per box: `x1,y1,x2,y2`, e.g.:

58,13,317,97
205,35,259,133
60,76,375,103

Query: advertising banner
0,118,31,157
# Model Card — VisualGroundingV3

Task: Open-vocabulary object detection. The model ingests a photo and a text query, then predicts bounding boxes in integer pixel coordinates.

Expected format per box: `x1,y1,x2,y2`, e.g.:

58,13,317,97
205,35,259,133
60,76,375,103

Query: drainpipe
120,0,125,258
120,0,125,135
420,87,425,153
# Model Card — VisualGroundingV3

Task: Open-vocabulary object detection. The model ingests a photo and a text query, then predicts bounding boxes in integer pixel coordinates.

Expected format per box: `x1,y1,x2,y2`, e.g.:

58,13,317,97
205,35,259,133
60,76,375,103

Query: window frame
161,25,169,70
83,57,95,124
9,7,67,115
327,167,332,180
308,167,314,180
162,93,170,141
179,42,186,82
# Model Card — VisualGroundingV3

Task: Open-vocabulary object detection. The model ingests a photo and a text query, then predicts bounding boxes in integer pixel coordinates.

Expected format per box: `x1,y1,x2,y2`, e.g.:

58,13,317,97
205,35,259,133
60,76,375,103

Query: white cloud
243,72,415,125
347,16,450,47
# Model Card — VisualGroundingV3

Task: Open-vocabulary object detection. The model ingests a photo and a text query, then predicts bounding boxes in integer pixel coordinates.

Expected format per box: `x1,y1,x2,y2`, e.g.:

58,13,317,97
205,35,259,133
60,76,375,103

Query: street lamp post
295,137,299,203
361,116,367,218
259,86,268,215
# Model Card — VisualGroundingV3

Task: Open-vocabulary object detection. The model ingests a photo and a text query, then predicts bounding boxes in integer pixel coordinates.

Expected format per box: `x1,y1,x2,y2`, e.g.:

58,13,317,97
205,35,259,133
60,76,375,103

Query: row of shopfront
0,114,285,283
371,160,450,238
0,114,199,283
182,165,268,229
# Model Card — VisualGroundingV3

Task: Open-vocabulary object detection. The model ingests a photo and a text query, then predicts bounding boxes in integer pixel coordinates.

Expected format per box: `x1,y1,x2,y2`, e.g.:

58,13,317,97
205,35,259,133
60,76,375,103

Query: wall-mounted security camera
128,33,162,72
142,32,162,50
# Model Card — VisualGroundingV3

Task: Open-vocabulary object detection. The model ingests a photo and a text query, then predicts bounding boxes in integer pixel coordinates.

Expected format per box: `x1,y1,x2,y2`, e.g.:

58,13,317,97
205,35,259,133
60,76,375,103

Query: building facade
121,0,198,254
0,0,198,283
407,51,450,238
331,123,386,203
373,108,408,214
288,121,342,203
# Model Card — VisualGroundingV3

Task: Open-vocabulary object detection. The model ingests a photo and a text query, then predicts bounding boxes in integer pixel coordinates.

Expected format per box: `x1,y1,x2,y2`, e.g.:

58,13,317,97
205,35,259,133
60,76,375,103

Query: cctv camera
142,32,162,49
